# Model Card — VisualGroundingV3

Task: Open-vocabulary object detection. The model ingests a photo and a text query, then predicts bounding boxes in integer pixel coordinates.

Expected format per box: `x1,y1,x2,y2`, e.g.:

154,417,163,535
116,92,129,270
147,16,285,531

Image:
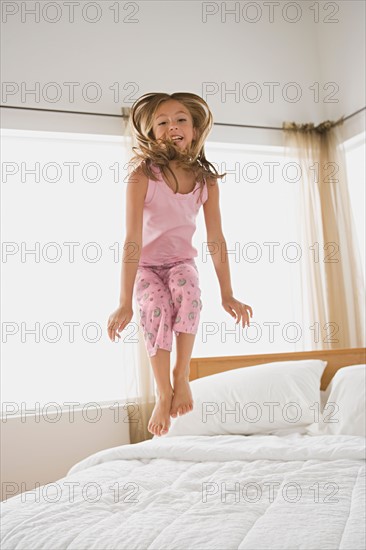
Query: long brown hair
127,92,226,203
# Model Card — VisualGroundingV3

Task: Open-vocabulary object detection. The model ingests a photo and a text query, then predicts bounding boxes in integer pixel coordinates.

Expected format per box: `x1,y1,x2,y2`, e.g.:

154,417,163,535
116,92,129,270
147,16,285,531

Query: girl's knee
173,277,201,307
141,299,171,323
173,303,200,333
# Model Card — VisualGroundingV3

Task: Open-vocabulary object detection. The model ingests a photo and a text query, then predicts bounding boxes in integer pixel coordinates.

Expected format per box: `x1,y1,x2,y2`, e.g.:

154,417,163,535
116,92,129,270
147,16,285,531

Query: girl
107,92,253,437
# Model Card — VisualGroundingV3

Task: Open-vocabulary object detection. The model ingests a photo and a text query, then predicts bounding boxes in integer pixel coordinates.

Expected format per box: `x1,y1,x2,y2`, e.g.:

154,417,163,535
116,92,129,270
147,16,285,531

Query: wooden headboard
189,348,366,390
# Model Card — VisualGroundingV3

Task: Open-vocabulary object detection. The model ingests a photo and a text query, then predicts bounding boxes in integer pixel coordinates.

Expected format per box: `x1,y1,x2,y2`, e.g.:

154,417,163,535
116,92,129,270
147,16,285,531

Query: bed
1,348,365,550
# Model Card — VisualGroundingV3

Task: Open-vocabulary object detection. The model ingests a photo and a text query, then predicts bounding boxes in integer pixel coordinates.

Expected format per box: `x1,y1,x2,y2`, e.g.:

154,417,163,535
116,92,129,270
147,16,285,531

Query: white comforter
1,433,365,550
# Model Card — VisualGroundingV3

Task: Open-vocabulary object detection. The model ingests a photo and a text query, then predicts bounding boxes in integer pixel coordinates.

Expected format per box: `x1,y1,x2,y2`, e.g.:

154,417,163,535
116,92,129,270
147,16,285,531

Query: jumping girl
107,92,253,437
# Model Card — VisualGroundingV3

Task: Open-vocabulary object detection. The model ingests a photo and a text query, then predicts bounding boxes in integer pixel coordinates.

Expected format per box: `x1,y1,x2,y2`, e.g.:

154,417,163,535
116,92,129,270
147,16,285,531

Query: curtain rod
1,104,365,131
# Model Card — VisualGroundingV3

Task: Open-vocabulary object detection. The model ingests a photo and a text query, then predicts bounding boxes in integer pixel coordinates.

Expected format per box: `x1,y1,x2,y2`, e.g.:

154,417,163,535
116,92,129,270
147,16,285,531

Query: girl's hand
107,304,134,342
221,295,253,328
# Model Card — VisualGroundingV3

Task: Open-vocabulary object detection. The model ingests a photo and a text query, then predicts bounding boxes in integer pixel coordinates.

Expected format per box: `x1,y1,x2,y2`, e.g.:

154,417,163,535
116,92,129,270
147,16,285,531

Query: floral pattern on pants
133,258,202,357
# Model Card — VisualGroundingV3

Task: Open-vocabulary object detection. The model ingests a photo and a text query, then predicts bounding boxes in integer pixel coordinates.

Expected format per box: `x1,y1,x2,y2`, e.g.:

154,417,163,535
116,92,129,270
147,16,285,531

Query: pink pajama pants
133,258,203,357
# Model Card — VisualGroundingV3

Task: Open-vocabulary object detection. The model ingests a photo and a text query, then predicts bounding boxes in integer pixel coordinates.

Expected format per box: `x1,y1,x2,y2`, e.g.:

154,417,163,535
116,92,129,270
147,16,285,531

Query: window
344,132,366,283
194,142,304,357
2,129,364,409
2,129,136,409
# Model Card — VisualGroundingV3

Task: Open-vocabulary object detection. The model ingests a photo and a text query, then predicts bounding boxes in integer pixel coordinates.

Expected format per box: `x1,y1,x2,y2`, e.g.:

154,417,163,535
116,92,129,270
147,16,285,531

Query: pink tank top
138,163,208,267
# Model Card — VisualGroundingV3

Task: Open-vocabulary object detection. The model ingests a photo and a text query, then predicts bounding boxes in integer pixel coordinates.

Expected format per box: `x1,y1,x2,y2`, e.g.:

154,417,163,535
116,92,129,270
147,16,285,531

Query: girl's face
152,99,197,151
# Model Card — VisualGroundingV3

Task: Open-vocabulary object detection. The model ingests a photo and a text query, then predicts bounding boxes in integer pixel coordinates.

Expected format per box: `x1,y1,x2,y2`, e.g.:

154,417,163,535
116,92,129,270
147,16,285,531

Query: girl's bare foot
148,391,174,436
170,372,194,418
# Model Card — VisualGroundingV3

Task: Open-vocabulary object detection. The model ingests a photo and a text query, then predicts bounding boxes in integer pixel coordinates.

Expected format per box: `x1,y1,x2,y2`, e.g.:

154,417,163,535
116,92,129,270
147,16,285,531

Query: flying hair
126,92,226,203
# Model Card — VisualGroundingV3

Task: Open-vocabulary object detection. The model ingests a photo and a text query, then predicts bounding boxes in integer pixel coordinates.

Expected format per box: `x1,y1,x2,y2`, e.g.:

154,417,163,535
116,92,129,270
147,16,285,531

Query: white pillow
307,364,366,437
165,359,327,437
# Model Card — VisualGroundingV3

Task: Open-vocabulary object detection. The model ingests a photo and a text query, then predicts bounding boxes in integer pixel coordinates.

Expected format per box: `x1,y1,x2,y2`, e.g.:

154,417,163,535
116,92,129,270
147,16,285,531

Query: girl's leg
134,266,174,436
171,333,196,418
148,349,173,436
166,259,202,418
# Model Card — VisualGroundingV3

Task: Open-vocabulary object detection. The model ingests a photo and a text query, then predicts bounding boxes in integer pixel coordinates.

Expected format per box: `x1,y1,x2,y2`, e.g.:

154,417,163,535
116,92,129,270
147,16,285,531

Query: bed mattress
1,433,365,549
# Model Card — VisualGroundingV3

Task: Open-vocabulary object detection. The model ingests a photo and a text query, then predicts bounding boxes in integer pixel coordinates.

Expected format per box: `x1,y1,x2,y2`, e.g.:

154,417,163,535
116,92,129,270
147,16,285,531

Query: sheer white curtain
282,120,365,349
121,111,156,442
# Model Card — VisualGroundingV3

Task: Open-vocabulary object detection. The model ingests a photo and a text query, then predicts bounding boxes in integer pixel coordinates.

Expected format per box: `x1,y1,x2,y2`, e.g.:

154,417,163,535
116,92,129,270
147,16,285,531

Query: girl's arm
119,168,148,306
203,178,233,299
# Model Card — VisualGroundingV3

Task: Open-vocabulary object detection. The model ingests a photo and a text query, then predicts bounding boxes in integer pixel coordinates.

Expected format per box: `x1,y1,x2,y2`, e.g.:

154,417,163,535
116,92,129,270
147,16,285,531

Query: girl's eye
158,119,186,126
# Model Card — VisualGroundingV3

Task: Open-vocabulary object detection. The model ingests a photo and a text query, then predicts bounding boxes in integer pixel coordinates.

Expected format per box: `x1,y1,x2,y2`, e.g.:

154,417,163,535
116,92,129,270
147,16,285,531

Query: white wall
316,0,365,121
1,1,365,140
1,404,130,501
